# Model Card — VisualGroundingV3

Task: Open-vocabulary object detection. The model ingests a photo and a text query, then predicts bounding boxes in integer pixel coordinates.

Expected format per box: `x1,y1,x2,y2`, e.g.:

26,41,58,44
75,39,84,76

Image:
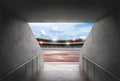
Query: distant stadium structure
36,38,84,47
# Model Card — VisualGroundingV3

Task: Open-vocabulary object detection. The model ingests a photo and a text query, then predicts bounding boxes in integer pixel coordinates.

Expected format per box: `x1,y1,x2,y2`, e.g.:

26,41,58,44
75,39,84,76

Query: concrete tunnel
0,0,120,81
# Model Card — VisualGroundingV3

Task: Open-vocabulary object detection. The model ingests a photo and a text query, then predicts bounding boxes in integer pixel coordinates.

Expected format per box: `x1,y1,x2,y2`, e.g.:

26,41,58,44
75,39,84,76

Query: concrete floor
36,62,91,81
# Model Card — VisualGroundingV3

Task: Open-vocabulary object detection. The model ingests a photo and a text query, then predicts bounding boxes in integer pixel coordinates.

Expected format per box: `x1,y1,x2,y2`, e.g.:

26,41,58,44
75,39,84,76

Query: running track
43,48,80,62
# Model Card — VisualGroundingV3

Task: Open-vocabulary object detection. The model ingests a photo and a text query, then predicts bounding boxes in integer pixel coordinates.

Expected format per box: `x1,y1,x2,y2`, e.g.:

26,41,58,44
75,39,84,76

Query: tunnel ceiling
0,0,120,22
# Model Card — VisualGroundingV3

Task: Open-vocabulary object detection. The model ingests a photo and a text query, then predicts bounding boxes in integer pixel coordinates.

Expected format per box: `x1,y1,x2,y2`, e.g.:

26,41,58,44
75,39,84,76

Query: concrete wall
80,8,120,81
0,9,43,81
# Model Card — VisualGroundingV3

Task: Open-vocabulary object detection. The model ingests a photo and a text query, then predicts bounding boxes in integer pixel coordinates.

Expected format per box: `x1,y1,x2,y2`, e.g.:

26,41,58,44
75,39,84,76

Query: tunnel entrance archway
28,23,94,64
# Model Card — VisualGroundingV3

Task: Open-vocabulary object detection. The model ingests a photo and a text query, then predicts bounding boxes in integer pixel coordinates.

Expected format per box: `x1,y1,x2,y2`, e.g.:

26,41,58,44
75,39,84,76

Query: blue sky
29,23,94,41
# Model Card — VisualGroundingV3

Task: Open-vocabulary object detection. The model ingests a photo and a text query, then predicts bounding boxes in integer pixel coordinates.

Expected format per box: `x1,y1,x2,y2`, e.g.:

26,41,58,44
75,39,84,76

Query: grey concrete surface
80,8,120,81
0,1,120,81
0,10,43,81
37,63,91,81
0,0,120,22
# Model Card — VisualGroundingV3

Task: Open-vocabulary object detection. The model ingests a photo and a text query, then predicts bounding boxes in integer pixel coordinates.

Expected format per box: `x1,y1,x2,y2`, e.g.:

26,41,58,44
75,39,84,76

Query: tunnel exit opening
28,23,94,64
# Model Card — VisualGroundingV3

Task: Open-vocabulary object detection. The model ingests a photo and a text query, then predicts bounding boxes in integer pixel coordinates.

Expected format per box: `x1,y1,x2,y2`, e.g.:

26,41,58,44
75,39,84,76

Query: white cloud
79,36,87,39
29,23,94,40
40,30,46,35
52,38,58,41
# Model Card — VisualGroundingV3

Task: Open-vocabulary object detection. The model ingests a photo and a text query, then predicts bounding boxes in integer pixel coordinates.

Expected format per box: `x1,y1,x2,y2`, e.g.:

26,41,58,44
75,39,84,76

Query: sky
29,23,94,41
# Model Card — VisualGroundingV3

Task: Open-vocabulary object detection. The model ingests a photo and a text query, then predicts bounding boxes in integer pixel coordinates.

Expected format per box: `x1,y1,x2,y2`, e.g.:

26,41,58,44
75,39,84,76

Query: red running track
43,51,80,62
